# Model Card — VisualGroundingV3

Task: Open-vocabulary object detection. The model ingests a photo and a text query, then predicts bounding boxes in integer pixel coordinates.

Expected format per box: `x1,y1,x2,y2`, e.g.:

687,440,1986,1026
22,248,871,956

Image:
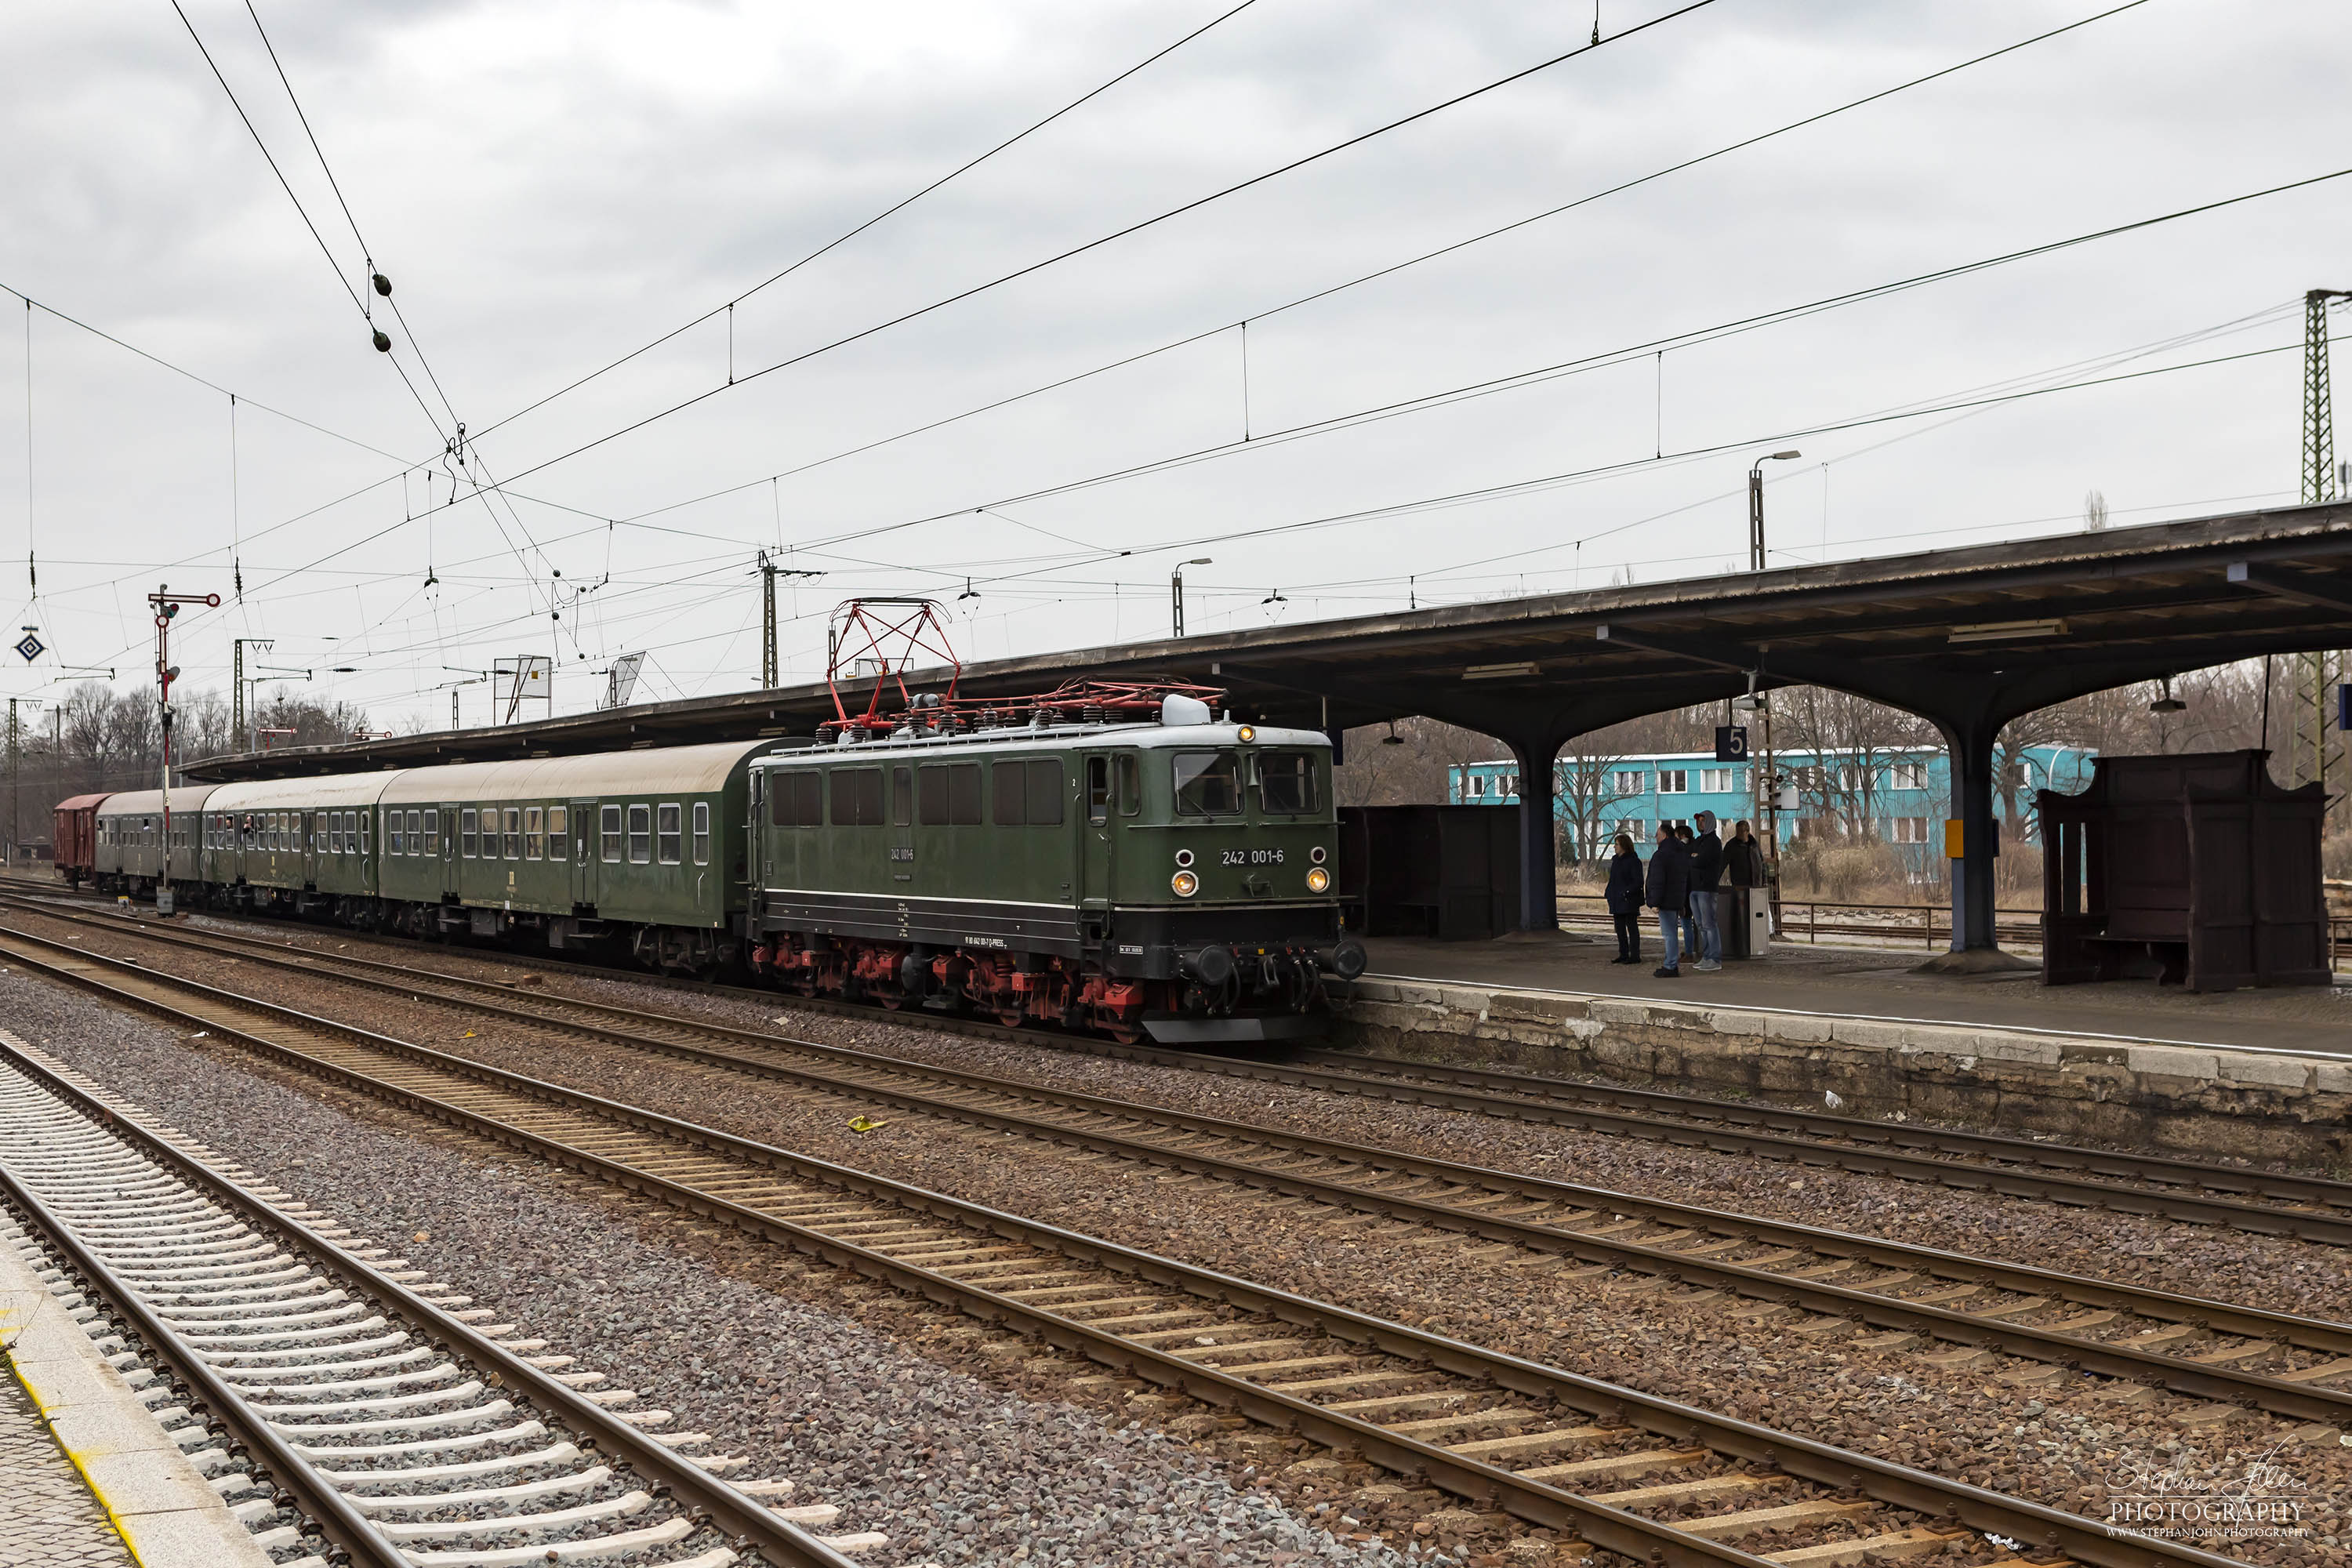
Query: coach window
524,807,544,860
422,808,438,855
503,808,522,860
360,810,371,855
656,803,681,863
461,808,478,857
404,810,419,854
691,802,710,865
1172,751,1242,816
627,804,652,862
1086,757,1110,825
547,806,566,844
601,804,622,862
390,811,405,855
891,768,911,828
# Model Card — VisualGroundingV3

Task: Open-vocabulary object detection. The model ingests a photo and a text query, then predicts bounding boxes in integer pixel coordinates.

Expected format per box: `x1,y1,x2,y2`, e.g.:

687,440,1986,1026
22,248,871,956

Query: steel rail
13,887,2348,1230
0,1171,409,1568
0,924,2241,1568
0,1040,864,1568
24,904,2352,1421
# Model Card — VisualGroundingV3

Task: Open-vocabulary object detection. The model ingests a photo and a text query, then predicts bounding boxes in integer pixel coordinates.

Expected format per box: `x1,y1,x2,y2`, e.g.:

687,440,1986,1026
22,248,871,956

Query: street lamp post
1171,558,1212,637
1747,450,1802,571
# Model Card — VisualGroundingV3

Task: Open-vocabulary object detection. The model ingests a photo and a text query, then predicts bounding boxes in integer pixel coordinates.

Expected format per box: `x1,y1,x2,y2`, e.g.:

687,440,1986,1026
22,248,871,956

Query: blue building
1448,744,2096,871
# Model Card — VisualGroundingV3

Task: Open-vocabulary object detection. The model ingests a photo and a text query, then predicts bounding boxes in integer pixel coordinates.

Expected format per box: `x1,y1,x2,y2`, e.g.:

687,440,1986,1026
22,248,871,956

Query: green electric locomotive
747,691,1363,1041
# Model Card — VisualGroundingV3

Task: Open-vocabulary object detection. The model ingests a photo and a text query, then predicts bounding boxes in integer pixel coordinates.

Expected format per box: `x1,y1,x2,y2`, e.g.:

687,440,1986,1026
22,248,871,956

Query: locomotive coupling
1324,936,1367,981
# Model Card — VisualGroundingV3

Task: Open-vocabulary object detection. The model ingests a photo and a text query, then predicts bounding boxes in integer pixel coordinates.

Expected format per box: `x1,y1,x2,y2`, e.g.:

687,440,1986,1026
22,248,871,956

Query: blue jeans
1690,891,1721,964
1655,909,1682,970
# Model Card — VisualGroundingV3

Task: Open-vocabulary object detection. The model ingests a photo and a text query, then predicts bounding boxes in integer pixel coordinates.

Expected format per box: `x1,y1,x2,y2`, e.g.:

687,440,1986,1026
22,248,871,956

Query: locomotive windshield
1258,751,1319,815
1171,750,1242,815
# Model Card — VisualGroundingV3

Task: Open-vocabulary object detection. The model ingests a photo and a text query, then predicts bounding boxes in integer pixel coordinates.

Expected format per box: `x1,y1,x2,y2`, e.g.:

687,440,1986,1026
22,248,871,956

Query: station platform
1341,931,2352,1164
1359,930,2352,1058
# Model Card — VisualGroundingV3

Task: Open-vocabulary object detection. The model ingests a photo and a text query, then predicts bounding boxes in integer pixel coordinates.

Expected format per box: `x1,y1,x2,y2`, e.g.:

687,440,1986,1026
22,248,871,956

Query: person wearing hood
1689,811,1726,972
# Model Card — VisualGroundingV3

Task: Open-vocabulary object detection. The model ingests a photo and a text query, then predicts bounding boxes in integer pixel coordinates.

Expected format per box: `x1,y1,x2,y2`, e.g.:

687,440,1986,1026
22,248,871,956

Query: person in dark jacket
1725,819,1765,887
1602,833,1643,964
1642,822,1691,977
1689,811,1726,971
1672,823,1700,959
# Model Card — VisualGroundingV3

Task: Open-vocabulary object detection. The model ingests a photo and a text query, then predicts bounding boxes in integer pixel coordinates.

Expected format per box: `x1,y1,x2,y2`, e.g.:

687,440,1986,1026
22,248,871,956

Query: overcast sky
4,0,2347,732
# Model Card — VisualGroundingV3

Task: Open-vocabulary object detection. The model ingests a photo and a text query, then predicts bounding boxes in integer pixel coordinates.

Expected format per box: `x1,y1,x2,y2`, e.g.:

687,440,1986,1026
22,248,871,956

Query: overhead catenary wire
471,1,1719,493
601,0,2154,533
477,0,1265,442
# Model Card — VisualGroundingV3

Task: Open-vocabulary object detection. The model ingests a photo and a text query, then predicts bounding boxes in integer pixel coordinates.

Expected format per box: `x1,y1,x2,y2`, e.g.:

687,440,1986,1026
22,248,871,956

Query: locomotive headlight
1236,725,1255,743
1305,866,1331,893
1171,870,1200,898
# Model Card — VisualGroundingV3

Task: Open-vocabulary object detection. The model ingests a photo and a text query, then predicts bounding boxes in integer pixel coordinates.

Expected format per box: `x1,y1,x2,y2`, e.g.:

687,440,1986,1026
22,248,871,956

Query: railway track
0,1040,878,1568
0,916,2252,1568
8,884,2347,1247
12,901,2352,1435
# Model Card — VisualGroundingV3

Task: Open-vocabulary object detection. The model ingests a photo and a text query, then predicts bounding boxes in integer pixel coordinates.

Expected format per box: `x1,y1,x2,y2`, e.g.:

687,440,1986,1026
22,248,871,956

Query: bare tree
1332,717,1505,807
1553,735,1632,866
1773,687,1936,840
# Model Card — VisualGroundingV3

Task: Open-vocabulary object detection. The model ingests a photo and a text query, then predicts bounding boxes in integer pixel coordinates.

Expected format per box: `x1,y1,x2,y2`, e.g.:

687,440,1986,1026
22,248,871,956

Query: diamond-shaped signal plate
13,633,42,662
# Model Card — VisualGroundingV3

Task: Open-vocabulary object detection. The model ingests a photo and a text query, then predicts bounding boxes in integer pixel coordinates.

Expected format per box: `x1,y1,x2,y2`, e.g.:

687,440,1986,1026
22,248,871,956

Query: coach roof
376,738,780,807
208,773,401,813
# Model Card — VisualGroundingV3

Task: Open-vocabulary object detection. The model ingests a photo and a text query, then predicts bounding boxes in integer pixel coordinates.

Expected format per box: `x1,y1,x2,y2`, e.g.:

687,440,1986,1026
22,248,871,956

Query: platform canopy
190,499,2352,952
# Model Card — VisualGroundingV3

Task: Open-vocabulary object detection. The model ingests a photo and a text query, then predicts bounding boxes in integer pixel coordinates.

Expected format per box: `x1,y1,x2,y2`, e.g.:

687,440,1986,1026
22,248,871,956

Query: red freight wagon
51,793,111,887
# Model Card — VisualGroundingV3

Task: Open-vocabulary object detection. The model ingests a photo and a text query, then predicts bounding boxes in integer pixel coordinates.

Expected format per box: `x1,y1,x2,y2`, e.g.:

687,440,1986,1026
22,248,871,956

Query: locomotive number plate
1220,848,1284,866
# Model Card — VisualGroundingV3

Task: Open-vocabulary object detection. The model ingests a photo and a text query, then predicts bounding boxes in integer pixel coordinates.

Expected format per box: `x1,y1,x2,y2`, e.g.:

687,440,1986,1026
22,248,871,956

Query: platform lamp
1171,559,1212,637
1748,450,1802,571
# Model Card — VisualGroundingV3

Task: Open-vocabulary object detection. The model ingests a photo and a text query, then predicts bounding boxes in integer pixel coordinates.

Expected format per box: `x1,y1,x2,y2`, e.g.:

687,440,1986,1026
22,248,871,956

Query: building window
1700,768,1734,793
1889,761,1927,790
601,803,622,862
1658,769,1688,794
657,803,682,864
691,802,710,865
1498,772,1519,799
524,806,544,860
1891,816,1930,844
1612,771,1645,797
1468,775,1485,799
627,804,652,863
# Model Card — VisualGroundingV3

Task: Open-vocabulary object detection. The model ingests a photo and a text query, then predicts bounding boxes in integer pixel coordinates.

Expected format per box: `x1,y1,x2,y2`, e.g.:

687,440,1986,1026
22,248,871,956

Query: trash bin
1722,887,1773,959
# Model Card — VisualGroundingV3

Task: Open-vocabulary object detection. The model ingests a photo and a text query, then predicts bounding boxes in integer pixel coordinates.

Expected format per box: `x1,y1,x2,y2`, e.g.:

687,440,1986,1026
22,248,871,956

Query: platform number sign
13,631,42,663
1713,725,1748,763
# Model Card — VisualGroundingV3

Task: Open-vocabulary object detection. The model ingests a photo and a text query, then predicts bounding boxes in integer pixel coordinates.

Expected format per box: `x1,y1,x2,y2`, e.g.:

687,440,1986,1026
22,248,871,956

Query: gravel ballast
3,975,1434,1568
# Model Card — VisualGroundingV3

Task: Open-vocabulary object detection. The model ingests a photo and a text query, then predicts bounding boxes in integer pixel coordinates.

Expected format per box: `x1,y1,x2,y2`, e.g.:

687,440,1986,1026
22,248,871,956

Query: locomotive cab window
656,803,681,862
1172,751,1242,816
691,802,710,864
1116,754,1140,816
627,804,652,862
601,804,622,862
1259,751,1319,815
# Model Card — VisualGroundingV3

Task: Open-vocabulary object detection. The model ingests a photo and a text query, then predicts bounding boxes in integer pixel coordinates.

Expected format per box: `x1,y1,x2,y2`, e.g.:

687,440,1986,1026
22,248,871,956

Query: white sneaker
1697,959,1722,971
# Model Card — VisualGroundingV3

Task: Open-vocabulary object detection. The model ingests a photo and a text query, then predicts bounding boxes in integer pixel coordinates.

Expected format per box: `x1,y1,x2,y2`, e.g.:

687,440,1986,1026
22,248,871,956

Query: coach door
441,801,462,899
570,798,597,912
